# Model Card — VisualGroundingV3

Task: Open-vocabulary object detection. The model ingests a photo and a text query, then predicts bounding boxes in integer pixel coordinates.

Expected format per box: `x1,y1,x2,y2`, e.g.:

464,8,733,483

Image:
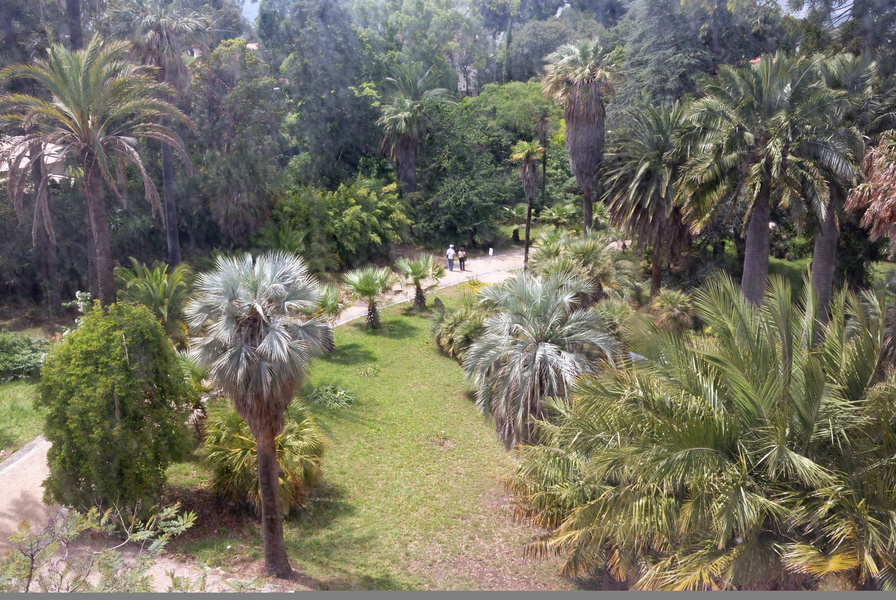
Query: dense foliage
37,302,193,512
0,329,48,382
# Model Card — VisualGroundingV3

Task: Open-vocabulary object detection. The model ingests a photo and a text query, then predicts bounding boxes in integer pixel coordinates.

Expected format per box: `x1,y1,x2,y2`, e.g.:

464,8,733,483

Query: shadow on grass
325,343,377,366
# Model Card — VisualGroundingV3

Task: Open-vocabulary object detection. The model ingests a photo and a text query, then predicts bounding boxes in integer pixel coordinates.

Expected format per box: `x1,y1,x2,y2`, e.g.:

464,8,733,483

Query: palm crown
342,265,399,329
395,255,445,311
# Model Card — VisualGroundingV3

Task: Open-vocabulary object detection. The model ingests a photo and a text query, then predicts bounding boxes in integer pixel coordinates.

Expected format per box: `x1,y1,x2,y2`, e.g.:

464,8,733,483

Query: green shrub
430,305,487,361
37,303,194,513
202,400,325,516
0,329,48,382
306,384,356,409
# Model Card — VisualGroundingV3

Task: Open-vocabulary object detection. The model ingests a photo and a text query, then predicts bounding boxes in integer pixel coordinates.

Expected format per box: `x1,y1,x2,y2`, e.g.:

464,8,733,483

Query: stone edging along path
0,247,527,556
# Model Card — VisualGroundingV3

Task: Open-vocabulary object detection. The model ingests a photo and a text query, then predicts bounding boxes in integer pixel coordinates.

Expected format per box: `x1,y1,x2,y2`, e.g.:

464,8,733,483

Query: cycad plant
509,273,896,590
115,258,192,347
463,272,617,447
395,254,445,311
342,266,399,329
202,400,325,517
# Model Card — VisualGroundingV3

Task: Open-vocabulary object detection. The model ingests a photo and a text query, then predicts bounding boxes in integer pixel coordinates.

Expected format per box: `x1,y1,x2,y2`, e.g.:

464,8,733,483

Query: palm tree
377,62,452,197
603,102,692,299
115,258,193,347
809,53,877,321
509,273,896,590
502,203,528,243
185,251,333,578
542,40,620,233
109,0,211,266
0,36,192,307
395,255,445,311
540,202,577,230
463,272,617,447
511,140,544,270
847,130,896,250
342,266,399,329
679,52,853,306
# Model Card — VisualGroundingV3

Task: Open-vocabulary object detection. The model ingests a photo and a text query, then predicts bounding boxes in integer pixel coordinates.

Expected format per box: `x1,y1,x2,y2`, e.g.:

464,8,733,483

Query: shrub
202,400,325,516
37,303,194,513
430,305,487,361
649,288,694,332
0,329,48,382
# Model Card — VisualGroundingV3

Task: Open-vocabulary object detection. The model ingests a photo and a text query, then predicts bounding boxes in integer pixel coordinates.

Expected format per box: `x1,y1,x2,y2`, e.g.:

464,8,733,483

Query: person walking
458,247,467,271
446,244,456,271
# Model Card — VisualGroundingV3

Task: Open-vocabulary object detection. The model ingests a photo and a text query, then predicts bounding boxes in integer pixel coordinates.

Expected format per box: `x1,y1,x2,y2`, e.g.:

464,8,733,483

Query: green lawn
0,381,43,460
169,291,580,590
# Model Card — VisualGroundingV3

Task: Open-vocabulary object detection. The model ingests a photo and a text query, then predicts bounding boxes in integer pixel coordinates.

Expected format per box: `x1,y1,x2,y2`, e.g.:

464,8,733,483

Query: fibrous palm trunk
367,303,380,329
396,136,417,197
649,243,663,300
810,195,839,325
254,427,292,578
84,156,115,307
414,285,426,311
161,115,182,265
66,0,83,50
742,187,771,306
583,187,593,232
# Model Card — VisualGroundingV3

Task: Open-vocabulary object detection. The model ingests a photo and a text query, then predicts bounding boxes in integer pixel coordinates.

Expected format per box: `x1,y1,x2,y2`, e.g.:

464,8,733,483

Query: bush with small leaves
0,329,48,382
38,302,194,514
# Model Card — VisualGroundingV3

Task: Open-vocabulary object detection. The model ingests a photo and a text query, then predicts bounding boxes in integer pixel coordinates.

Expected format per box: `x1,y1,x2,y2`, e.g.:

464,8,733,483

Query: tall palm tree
377,62,452,197
511,140,544,270
185,251,333,578
509,273,896,590
542,40,620,233
342,266,399,329
809,53,877,322
847,130,896,249
109,0,211,266
463,272,617,447
604,102,693,299
679,52,853,306
0,36,192,307
395,254,445,311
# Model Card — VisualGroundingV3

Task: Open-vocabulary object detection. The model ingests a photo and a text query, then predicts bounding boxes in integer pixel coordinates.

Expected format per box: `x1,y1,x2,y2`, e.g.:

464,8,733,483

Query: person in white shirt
446,244,456,271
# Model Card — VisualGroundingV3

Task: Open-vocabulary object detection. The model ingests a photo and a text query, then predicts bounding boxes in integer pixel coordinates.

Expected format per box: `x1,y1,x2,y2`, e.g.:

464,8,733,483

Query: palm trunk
84,156,115,307
583,186,593,233
414,286,426,311
741,187,771,306
541,146,547,208
254,428,292,578
810,198,839,325
649,245,662,300
66,0,83,51
523,196,533,272
396,136,417,197
161,115,182,265
367,303,380,329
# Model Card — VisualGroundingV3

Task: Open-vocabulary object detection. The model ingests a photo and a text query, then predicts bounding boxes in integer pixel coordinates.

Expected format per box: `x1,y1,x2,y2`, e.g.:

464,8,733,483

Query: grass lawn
0,381,43,460
769,256,811,296
167,289,583,590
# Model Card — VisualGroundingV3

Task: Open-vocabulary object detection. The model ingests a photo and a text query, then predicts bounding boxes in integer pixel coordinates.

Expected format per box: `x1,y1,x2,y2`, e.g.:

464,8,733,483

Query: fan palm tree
0,35,192,307
509,273,896,590
679,52,853,306
463,272,618,447
185,251,333,578
377,63,452,197
503,203,528,243
604,102,692,299
342,266,399,329
395,255,445,311
809,53,879,321
109,0,211,266
511,140,545,270
542,40,620,233
540,202,577,230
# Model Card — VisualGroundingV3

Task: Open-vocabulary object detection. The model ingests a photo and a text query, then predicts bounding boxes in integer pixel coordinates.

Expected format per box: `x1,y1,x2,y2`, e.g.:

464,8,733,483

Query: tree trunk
649,245,662,300
84,157,115,308
810,197,839,325
161,115,182,265
741,187,771,306
30,144,61,312
367,303,380,329
396,136,417,197
583,186,593,233
512,227,520,243
523,196,533,272
541,144,547,209
254,428,292,578
66,0,83,51
414,286,426,311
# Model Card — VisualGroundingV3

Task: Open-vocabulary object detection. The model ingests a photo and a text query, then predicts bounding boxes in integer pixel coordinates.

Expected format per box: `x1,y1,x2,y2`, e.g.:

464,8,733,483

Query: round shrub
38,302,194,512
202,400,325,516
0,329,48,382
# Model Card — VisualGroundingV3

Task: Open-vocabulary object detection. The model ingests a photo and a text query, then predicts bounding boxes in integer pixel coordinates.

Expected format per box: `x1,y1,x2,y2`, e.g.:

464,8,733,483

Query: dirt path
0,246,528,589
